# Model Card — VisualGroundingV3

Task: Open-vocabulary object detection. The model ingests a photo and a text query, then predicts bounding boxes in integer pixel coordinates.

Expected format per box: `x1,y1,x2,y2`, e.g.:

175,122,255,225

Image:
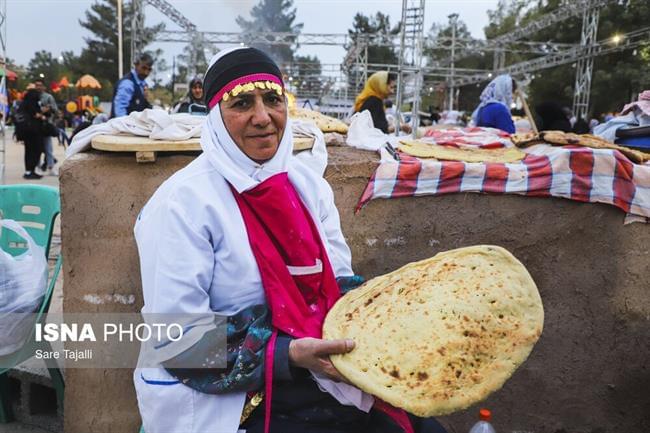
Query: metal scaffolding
452,25,650,86
131,0,145,66
572,1,600,120
445,0,615,66
446,13,459,111
395,0,425,136
435,0,616,117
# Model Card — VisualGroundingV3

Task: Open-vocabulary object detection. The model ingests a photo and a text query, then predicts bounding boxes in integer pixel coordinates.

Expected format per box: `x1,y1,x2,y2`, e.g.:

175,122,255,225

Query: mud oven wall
60,147,649,433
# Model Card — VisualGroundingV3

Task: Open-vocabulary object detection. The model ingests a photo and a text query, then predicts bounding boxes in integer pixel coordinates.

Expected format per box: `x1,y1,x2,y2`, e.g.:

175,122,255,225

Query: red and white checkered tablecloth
357,143,650,223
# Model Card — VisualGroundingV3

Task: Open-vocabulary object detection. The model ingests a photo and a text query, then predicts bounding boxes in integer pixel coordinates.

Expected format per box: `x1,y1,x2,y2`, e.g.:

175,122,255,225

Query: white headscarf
200,47,294,193
471,74,514,124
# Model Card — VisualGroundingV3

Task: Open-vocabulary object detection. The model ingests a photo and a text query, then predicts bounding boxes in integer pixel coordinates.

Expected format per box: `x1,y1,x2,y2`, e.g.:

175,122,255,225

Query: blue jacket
110,70,151,118
476,102,515,133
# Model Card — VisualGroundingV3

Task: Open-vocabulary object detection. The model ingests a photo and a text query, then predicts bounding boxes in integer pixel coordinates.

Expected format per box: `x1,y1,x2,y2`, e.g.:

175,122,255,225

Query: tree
288,55,322,97
176,35,217,84
26,51,64,83
236,0,304,65
25,50,78,102
77,0,164,95
427,19,473,62
425,18,490,111
480,0,650,118
346,12,400,66
484,0,534,40
344,12,401,94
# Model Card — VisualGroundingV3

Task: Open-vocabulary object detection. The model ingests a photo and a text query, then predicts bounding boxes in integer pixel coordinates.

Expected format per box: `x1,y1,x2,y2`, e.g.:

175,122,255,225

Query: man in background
34,78,59,176
110,53,153,118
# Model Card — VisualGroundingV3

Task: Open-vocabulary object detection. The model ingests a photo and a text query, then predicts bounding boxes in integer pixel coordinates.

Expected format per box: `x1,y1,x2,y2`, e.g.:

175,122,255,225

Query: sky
6,0,500,79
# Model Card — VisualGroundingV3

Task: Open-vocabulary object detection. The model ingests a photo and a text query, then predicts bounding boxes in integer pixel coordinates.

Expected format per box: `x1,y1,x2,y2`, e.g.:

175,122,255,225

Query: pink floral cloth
622,90,650,117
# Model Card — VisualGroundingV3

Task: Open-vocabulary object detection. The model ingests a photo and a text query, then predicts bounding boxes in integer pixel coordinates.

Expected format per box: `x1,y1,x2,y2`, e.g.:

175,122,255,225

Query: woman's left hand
288,337,355,383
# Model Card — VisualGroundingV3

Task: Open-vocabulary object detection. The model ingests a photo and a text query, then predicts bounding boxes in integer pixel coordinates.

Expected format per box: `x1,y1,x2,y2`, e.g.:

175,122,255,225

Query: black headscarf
203,47,283,110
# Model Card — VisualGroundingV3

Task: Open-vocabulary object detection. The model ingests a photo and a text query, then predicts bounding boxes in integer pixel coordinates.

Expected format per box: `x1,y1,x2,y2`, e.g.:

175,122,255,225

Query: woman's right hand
288,337,355,383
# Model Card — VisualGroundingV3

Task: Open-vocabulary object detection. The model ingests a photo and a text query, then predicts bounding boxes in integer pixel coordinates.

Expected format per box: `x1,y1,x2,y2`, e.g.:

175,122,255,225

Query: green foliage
149,86,174,108
346,12,400,65
236,0,304,65
75,0,164,99
484,0,534,39
176,37,216,84
23,51,78,102
289,55,322,97
26,51,66,83
425,18,491,111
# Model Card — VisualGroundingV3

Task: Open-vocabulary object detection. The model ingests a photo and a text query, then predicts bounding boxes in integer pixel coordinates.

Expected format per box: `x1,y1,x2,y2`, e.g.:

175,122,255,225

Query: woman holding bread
133,47,447,433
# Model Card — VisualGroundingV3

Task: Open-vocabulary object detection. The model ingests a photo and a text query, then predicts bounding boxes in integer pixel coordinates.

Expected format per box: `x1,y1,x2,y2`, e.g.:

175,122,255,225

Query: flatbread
513,130,650,163
539,130,650,163
289,106,349,134
323,245,544,417
399,140,526,163
510,132,544,147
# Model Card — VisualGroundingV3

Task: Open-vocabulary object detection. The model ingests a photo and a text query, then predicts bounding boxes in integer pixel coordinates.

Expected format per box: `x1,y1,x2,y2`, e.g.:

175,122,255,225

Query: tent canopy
0,68,18,80
75,74,102,89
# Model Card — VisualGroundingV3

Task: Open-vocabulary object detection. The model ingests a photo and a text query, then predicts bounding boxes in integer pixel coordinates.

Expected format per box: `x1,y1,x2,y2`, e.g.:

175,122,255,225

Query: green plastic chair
0,184,64,423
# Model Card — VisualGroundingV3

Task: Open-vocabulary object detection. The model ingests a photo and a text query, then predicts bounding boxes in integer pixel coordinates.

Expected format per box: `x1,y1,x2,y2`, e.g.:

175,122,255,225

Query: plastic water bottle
468,408,496,433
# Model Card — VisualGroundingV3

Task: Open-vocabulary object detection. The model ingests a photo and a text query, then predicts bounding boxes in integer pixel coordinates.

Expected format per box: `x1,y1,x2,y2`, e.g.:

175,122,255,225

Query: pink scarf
231,172,413,433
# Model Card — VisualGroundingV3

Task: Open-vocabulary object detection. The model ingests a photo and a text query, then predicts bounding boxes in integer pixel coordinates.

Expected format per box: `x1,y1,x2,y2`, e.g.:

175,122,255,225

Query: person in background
173,77,208,115
429,106,441,125
472,74,516,133
111,53,153,118
384,100,398,130
55,111,70,147
441,109,461,125
563,107,577,129
572,118,590,134
384,98,396,118
354,71,411,134
17,87,46,179
34,79,59,175
535,101,572,132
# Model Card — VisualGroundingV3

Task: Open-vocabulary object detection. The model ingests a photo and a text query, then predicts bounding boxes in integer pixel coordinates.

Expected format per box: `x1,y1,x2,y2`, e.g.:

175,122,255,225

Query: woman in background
354,71,410,134
172,77,207,115
472,74,516,133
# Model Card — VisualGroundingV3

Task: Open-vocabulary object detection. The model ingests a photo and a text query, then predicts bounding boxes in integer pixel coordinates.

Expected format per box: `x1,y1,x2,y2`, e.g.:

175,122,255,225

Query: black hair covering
189,76,202,88
203,48,282,107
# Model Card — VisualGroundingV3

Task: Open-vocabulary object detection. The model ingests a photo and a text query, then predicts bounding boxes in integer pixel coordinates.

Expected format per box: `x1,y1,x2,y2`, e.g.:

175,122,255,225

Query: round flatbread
289,106,349,134
398,140,526,163
323,245,543,417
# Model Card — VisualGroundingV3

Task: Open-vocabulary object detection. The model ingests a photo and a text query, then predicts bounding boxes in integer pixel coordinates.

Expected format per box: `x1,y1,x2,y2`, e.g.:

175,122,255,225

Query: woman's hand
288,337,355,383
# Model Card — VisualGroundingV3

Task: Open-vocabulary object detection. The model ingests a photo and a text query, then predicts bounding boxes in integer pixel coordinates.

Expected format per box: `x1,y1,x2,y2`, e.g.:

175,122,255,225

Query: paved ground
2,131,66,188
2,130,65,432
0,422,57,433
